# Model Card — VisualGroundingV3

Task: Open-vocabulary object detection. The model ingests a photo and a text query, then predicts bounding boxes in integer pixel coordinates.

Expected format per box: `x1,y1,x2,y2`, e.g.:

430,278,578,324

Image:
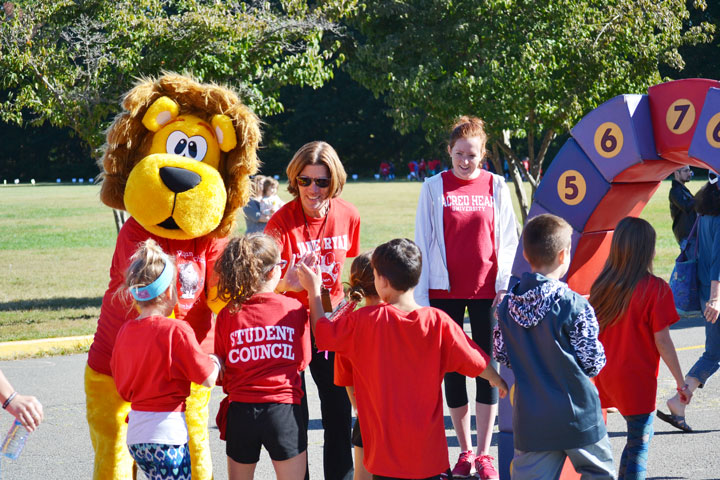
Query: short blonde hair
286,141,346,198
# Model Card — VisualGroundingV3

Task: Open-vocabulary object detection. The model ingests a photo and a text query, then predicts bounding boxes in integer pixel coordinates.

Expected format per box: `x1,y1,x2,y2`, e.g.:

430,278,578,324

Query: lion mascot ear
211,114,237,152
142,96,180,132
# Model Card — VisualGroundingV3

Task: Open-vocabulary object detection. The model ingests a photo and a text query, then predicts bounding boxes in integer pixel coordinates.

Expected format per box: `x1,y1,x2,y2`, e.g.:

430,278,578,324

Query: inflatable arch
498,78,720,480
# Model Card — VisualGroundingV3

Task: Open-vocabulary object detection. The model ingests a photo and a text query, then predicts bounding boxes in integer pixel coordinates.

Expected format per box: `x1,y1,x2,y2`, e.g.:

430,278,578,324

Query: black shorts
226,401,307,463
352,417,363,448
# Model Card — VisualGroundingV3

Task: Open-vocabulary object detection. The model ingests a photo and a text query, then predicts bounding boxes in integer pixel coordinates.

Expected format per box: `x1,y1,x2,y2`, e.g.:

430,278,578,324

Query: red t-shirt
215,292,312,404
595,275,679,415
265,198,361,308
430,170,497,300
111,315,215,412
88,218,227,376
315,304,490,478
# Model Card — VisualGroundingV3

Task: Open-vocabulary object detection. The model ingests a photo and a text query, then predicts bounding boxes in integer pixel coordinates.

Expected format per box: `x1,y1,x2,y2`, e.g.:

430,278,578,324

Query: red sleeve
651,277,681,332
296,307,313,372
438,310,489,377
170,323,215,385
315,310,357,354
347,212,361,258
334,354,354,387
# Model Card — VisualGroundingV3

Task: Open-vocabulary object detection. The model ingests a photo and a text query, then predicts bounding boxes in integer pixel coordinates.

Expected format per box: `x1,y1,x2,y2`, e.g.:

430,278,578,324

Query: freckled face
297,164,331,217
449,136,486,180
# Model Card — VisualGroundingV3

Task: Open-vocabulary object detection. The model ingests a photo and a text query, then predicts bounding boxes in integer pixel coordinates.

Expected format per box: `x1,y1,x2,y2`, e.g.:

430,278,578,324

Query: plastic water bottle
2,420,28,460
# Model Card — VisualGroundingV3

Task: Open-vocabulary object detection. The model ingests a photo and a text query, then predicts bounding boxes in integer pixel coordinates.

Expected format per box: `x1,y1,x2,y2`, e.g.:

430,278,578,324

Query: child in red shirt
297,238,508,480
111,239,221,480
589,217,691,479
333,251,381,480
214,233,312,480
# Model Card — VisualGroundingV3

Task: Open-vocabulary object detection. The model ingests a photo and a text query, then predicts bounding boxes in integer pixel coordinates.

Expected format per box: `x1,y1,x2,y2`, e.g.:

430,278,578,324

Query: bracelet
2,392,17,410
210,355,221,371
677,384,689,392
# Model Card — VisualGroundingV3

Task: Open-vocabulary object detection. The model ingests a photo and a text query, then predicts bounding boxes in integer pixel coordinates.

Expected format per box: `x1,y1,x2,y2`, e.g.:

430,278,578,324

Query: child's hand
492,377,509,399
296,262,322,295
677,384,693,404
280,253,316,292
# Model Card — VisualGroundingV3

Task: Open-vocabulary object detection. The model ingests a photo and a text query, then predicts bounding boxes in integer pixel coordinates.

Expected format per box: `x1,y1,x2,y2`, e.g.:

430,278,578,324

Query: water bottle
2,419,28,460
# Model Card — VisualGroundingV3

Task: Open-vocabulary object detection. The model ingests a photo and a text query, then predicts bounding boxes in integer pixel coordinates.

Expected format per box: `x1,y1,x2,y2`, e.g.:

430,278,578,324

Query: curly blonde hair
215,234,280,311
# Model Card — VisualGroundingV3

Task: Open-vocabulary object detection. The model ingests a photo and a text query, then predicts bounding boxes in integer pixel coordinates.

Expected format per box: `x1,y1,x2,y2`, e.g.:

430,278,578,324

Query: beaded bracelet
2,392,17,410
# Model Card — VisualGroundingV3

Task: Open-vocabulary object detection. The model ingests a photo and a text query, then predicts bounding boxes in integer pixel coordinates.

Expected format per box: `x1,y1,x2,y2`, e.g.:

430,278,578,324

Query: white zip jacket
414,171,519,306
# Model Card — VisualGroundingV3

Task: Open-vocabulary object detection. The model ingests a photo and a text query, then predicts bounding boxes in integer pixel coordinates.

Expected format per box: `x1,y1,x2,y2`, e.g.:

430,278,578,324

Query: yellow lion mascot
86,73,260,480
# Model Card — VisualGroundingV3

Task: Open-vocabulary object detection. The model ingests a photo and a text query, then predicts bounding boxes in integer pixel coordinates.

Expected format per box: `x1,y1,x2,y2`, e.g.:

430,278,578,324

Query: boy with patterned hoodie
493,214,615,480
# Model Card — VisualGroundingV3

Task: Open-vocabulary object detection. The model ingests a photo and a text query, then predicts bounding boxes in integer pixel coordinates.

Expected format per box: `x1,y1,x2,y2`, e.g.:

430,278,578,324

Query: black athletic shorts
352,417,363,448
226,401,307,463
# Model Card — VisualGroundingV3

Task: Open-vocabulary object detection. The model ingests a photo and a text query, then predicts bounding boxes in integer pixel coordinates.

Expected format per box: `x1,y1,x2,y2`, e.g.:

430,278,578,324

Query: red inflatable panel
583,182,660,233
566,231,613,296
649,78,720,163
612,158,683,183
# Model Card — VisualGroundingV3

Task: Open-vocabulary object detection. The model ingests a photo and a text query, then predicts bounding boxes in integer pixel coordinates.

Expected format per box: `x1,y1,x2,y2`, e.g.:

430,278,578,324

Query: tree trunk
496,132,530,223
113,209,128,234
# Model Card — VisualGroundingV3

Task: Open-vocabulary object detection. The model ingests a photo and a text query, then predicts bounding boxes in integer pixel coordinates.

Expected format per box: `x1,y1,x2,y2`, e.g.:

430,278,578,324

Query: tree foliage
0,0,354,157
347,0,715,219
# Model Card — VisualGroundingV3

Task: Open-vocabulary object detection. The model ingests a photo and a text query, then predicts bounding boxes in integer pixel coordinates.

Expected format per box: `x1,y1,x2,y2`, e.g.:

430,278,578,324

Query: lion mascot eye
166,130,209,161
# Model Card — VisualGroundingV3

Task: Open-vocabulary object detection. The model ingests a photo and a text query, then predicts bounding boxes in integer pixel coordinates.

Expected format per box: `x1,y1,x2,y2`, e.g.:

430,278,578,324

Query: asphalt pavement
0,312,717,479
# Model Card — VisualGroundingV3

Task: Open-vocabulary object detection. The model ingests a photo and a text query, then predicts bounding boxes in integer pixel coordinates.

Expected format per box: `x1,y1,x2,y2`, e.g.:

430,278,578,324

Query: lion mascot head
98,73,260,239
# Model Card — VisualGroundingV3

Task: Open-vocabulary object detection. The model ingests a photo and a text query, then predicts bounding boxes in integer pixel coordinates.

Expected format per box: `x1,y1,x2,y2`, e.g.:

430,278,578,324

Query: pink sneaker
450,450,475,478
475,454,499,480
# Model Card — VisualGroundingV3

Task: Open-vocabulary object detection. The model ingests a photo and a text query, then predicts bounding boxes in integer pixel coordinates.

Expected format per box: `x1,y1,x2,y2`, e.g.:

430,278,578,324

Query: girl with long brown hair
214,233,312,480
589,217,688,479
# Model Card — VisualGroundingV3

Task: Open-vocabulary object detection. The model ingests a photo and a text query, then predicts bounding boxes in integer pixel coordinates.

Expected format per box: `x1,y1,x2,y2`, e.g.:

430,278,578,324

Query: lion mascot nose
160,166,202,193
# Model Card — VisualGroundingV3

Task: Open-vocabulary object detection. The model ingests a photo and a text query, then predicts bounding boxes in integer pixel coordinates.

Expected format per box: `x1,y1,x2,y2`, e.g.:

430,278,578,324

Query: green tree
0,0,354,159
347,0,714,220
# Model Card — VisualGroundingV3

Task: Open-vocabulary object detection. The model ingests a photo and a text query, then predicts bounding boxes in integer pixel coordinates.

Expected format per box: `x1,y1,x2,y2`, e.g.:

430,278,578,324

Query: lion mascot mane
85,73,260,480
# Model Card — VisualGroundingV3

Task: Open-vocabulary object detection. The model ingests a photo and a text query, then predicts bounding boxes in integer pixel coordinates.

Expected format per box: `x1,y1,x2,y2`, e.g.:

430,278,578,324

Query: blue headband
131,257,175,302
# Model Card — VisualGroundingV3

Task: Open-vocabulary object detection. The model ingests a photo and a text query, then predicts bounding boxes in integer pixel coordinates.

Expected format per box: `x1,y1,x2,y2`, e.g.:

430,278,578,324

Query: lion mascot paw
85,73,260,480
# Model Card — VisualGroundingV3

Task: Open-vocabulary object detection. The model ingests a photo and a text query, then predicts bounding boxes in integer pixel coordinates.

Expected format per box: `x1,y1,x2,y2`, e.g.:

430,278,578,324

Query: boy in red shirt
297,238,508,480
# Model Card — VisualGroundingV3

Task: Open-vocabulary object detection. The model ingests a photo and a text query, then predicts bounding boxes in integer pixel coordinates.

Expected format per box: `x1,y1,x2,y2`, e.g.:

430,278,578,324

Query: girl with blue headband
110,239,222,480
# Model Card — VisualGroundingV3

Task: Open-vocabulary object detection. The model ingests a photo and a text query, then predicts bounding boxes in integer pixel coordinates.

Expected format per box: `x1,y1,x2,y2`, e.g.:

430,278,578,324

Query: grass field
0,178,702,343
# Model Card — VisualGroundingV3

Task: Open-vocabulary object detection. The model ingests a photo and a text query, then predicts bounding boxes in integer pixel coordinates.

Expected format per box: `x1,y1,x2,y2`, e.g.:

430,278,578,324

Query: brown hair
125,239,176,309
262,176,279,197
215,233,280,311
250,175,266,200
371,238,422,291
695,181,720,216
448,115,488,151
346,251,378,303
589,217,655,331
522,214,572,268
286,141,346,198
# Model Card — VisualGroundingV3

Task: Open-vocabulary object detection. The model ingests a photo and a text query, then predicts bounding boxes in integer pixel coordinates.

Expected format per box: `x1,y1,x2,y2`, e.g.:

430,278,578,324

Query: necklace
300,201,330,248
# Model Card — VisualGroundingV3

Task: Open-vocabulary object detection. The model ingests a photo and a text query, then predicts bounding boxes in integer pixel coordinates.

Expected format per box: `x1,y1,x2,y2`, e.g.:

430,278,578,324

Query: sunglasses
296,176,330,188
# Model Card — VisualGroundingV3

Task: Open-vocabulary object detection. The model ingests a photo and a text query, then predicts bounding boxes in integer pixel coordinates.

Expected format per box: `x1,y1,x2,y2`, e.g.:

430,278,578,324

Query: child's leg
227,457,257,480
128,442,192,480
272,451,308,480
618,413,654,480
352,419,372,480
511,449,566,480
565,434,615,480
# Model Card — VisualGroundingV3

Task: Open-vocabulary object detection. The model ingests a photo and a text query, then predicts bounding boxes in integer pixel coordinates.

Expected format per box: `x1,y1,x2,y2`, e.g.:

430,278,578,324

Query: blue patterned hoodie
494,272,607,451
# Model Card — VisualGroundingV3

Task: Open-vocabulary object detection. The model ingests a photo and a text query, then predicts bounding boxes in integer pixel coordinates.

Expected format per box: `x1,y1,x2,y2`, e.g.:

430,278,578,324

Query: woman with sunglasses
265,141,361,480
